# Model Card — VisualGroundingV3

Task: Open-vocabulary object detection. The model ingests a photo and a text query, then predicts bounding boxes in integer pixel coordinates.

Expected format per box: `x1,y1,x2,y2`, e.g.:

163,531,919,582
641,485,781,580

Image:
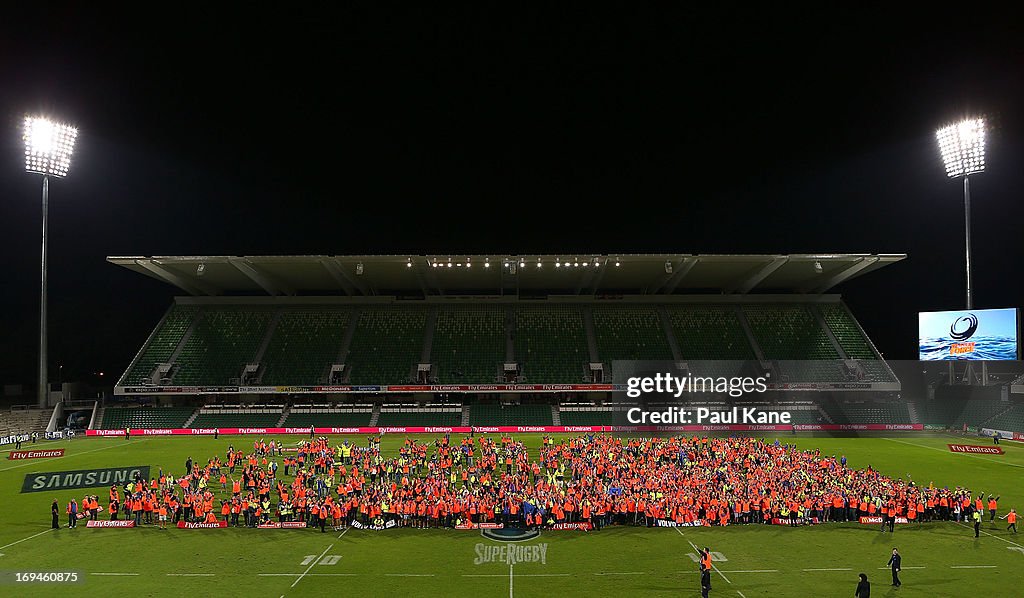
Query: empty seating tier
743,304,837,360
591,305,673,364
284,411,372,427
819,303,878,359
432,305,505,383
121,305,199,385
832,402,911,424
376,409,462,427
469,404,552,426
260,309,350,385
514,305,589,383
668,305,754,360
173,308,274,385
190,410,282,428
559,409,614,426
101,406,194,429
346,307,427,385
983,403,1024,432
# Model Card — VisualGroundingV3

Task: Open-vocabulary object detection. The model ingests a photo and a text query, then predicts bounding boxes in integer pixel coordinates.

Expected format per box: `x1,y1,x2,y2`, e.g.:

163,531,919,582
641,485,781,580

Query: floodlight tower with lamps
23,116,78,408
936,117,985,310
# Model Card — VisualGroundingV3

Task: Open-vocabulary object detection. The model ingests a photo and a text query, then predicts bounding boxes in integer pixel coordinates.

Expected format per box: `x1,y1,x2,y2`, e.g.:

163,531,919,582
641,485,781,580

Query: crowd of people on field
57,434,1015,534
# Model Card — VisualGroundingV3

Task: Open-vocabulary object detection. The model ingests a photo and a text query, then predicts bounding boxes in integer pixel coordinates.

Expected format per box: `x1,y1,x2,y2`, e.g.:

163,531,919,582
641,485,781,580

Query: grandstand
114,297,898,389
91,253,960,431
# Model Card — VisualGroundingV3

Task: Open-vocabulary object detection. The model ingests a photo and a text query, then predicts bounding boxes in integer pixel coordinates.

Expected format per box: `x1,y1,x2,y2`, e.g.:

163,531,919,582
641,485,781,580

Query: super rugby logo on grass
474,542,549,565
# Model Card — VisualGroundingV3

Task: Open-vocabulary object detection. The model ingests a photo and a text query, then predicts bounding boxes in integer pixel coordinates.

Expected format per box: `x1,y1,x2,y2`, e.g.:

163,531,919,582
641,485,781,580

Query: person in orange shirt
988,495,1000,521
1000,508,1017,533
158,503,168,530
699,547,712,598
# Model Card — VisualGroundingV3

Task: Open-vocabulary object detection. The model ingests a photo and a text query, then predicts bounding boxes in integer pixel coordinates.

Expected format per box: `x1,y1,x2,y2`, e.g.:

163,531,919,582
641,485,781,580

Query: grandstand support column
38,175,48,407
963,175,973,310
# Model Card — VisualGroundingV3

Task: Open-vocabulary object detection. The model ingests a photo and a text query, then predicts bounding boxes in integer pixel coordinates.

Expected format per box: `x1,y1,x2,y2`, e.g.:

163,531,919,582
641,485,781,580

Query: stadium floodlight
23,116,78,409
936,117,986,309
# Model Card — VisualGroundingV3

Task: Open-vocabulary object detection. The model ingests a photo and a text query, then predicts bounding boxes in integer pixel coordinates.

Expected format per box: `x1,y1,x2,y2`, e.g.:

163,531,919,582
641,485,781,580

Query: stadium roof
107,253,905,297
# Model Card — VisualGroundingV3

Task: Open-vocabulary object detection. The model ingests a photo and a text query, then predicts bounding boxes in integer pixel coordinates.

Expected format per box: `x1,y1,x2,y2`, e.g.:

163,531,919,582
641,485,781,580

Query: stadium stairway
276,403,293,426
182,408,201,428
460,406,470,426
92,406,105,429
369,404,380,427
550,405,561,426
906,401,921,424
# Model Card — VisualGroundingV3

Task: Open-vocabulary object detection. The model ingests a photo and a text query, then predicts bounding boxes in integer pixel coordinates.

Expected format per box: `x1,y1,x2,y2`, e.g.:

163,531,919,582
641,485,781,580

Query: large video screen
919,308,1019,360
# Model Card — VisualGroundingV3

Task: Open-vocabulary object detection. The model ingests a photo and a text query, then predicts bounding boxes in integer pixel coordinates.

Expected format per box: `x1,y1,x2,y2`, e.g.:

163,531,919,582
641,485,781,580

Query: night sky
1,6,1022,388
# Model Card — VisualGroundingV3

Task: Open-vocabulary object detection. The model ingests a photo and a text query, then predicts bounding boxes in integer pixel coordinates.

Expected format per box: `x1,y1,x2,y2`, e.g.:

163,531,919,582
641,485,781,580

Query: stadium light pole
23,116,78,408
936,117,985,310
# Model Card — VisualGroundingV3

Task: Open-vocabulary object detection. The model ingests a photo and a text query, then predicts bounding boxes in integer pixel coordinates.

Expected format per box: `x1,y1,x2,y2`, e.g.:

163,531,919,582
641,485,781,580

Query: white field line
802,567,851,571
462,573,571,578
509,563,513,598
950,565,997,569
957,522,1024,549
0,529,55,551
291,543,333,589
91,572,139,576
166,573,216,576
0,440,148,472
337,527,349,539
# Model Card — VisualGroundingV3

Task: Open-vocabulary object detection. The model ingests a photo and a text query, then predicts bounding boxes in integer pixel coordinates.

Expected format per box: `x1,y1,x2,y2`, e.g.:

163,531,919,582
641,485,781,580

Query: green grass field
1,433,1022,597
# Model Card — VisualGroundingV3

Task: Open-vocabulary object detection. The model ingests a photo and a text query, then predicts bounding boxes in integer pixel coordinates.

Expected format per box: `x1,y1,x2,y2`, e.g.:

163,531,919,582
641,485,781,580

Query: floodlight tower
936,117,985,310
23,116,78,408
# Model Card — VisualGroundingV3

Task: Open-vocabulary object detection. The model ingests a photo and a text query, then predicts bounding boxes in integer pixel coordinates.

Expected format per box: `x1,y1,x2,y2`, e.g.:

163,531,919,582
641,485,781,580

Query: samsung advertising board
919,308,1019,360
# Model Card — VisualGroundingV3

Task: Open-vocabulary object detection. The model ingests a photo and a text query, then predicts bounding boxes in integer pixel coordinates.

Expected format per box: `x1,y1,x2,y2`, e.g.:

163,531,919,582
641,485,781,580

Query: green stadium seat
101,406,194,429
514,305,588,383
260,308,350,385
173,308,274,385
469,404,552,426
346,307,428,384
120,305,199,385
591,306,674,367
432,305,505,383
